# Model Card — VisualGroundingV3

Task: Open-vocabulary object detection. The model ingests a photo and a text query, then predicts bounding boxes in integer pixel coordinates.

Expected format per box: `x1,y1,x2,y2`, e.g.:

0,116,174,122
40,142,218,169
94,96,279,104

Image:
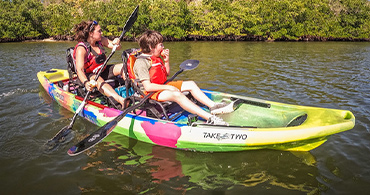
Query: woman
73,20,126,107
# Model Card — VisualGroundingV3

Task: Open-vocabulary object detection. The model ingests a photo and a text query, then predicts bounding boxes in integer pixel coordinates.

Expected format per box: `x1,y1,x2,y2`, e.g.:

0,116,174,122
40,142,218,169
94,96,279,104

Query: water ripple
1,41,370,194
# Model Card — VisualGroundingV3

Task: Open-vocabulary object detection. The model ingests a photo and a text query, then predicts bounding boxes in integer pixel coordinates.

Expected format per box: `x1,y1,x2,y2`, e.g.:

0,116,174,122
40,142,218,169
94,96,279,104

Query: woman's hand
85,80,97,91
112,38,121,50
112,38,120,45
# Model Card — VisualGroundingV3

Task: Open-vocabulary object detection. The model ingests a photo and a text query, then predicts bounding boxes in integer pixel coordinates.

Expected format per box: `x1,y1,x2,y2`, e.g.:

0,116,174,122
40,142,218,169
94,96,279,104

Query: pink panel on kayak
141,121,181,148
99,107,122,117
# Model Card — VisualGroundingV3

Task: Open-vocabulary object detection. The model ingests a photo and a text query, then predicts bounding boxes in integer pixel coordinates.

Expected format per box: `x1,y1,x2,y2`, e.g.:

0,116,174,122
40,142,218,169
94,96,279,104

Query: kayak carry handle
230,97,271,108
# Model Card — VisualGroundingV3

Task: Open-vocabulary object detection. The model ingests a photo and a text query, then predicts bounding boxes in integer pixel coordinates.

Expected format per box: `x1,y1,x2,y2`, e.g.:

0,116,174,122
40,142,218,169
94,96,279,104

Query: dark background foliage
1,0,369,42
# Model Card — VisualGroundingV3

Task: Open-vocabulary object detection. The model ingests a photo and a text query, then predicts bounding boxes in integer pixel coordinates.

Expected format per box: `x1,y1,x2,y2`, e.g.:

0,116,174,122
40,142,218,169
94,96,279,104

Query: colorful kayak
37,69,355,152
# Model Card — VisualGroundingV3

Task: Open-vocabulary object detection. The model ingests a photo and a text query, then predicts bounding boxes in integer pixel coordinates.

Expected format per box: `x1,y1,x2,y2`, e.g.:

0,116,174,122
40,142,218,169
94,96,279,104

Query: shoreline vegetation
1,0,369,43
3,35,370,43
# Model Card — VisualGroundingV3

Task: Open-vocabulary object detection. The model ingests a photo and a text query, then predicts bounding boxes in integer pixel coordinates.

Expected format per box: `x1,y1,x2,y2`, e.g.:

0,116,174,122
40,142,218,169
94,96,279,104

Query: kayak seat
65,47,125,110
121,48,189,121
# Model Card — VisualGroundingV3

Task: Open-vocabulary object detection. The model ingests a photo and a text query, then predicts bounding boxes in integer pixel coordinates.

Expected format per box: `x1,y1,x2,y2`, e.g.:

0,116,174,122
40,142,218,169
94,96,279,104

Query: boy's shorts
144,80,183,101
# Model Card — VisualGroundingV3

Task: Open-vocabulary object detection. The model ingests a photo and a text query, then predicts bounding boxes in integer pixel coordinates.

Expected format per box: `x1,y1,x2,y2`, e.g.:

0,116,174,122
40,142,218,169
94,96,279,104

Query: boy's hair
138,30,163,53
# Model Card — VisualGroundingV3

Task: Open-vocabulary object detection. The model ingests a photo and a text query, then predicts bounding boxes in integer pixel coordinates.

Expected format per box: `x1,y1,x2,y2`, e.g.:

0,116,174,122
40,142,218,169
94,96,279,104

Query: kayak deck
37,69,355,152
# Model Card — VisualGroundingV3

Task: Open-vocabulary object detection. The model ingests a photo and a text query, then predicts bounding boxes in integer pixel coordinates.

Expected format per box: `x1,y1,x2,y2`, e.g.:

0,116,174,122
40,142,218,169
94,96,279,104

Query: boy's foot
206,115,229,126
210,99,242,115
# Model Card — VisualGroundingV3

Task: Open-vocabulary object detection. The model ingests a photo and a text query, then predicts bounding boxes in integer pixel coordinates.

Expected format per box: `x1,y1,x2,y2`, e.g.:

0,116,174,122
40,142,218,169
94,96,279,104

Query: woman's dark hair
138,30,163,53
73,20,96,42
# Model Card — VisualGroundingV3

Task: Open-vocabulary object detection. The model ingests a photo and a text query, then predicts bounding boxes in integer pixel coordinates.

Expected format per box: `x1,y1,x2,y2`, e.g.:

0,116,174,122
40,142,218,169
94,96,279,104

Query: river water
0,41,369,194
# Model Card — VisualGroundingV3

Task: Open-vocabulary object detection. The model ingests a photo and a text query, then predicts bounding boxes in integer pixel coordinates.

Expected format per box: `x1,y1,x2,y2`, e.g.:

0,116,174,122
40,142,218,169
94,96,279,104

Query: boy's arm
161,49,170,75
135,58,178,92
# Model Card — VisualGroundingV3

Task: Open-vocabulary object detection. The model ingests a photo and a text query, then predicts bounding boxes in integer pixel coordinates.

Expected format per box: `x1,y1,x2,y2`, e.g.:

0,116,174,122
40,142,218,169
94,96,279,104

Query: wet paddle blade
120,5,139,40
48,125,72,144
166,60,199,82
67,120,118,156
67,105,134,156
44,126,74,152
179,59,199,71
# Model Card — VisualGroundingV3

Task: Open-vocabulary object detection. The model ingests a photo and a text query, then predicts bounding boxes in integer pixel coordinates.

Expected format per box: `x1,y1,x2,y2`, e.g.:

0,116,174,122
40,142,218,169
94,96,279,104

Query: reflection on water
1,41,370,194
82,133,319,194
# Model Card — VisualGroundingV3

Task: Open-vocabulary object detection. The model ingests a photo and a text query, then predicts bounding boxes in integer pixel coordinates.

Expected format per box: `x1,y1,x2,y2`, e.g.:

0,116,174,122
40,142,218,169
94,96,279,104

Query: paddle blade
67,120,118,156
67,91,151,156
179,59,199,71
44,126,74,152
48,126,72,144
120,5,139,40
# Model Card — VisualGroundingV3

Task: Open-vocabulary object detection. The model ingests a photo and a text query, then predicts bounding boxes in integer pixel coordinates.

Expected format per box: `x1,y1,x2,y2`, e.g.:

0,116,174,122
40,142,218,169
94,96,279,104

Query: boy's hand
161,49,170,62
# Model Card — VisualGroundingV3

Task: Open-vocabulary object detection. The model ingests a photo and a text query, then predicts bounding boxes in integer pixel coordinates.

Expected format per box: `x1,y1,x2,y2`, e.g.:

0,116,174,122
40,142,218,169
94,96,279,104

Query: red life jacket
127,50,167,84
73,42,106,74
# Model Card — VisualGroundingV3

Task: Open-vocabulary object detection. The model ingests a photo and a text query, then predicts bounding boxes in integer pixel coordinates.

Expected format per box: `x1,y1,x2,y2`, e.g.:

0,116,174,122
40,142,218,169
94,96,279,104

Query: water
1,41,369,194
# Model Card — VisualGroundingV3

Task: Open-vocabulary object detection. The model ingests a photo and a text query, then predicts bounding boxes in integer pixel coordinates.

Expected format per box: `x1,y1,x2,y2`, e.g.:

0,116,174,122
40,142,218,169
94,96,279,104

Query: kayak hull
37,69,355,152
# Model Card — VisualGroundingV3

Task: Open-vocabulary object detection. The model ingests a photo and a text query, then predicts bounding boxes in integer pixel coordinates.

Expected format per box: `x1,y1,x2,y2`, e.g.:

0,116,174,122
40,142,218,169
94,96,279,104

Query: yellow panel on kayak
42,69,69,83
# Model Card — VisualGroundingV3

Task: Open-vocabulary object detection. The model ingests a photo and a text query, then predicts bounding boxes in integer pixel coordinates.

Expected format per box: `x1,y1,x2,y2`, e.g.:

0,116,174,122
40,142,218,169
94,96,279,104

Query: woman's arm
101,36,121,50
75,46,88,83
75,46,95,91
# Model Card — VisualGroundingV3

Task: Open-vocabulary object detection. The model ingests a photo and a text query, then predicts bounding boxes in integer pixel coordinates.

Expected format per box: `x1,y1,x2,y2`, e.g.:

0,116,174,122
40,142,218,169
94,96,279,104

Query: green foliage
143,0,191,38
1,0,369,41
0,0,44,39
43,2,76,36
80,0,140,37
337,0,370,38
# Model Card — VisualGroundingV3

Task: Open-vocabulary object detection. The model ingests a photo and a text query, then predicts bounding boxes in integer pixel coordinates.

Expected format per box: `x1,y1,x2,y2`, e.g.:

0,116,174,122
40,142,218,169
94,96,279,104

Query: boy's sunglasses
89,21,98,32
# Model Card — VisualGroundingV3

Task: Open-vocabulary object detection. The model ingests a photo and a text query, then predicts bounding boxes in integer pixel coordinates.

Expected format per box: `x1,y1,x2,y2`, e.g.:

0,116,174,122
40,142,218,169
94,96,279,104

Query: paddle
45,5,139,149
67,59,200,156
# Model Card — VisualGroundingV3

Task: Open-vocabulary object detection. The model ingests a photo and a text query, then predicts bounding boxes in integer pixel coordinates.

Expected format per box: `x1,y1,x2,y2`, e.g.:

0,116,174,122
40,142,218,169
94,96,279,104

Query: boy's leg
157,90,212,120
181,81,236,115
181,81,215,108
157,88,228,125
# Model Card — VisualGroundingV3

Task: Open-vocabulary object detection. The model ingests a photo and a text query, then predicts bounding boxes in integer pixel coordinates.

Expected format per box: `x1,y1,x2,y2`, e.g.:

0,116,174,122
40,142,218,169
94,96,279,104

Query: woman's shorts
86,64,116,80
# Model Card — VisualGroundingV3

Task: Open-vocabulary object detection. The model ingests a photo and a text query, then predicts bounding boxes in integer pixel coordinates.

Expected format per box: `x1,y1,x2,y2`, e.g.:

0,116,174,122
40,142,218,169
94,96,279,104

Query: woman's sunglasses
89,21,98,32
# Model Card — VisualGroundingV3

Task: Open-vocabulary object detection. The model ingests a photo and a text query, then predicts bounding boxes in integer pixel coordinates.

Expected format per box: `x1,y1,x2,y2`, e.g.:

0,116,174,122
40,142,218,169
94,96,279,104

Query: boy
132,30,233,125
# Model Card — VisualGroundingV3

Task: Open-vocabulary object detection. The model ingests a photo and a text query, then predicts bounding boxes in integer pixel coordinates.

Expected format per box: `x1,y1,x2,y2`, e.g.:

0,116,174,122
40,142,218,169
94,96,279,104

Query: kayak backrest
65,47,85,95
66,47,77,80
121,48,144,97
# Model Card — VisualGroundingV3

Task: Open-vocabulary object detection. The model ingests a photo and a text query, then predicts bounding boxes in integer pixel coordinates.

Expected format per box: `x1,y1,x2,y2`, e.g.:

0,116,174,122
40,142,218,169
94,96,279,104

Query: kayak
37,69,355,152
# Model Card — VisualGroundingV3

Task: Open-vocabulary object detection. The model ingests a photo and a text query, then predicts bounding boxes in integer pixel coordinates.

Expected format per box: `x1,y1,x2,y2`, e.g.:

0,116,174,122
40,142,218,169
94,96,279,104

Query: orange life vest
127,50,168,84
73,42,106,74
